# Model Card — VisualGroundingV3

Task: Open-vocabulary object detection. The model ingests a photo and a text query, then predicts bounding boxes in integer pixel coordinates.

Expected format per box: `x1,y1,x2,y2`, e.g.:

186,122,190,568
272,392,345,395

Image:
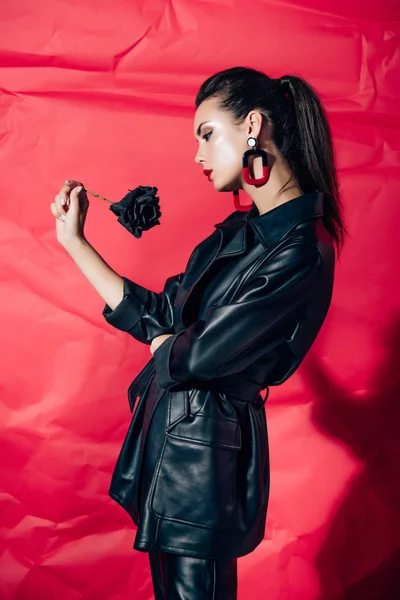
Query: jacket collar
213,191,324,258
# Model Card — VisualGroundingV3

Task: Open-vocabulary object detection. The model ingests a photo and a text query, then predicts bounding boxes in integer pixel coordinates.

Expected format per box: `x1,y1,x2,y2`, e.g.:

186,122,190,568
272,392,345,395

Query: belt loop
255,387,269,409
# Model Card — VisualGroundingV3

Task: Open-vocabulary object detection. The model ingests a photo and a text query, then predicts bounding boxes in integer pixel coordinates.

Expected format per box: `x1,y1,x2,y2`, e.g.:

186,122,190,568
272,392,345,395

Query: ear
246,110,265,139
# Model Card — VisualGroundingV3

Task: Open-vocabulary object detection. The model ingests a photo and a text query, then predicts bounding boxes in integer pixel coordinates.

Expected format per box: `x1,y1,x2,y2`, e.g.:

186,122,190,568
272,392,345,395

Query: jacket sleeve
102,272,184,344
152,241,323,387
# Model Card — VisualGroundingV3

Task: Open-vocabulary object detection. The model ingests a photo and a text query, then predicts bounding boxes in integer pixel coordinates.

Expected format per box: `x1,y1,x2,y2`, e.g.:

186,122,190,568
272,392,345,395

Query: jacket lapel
216,220,248,259
175,219,249,326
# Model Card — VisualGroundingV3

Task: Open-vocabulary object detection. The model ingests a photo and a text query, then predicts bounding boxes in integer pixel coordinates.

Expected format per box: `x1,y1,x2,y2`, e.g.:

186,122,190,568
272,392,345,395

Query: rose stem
83,189,114,204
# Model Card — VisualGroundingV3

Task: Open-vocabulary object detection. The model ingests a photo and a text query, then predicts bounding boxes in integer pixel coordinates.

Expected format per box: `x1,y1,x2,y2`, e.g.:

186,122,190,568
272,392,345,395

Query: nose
194,146,204,165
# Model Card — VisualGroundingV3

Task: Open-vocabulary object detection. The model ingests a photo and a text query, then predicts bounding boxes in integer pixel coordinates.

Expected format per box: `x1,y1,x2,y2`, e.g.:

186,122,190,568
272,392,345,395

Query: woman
50,66,347,599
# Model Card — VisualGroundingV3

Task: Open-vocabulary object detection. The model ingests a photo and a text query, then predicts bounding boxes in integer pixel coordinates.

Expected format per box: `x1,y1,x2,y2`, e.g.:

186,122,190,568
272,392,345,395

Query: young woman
50,66,347,600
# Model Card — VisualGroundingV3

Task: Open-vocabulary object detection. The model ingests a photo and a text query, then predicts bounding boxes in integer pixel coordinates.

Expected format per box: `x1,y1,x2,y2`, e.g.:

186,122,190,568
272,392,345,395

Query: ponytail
275,74,348,256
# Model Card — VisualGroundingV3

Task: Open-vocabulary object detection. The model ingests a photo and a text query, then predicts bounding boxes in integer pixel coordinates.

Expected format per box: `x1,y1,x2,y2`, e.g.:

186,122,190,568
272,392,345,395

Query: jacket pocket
149,413,242,529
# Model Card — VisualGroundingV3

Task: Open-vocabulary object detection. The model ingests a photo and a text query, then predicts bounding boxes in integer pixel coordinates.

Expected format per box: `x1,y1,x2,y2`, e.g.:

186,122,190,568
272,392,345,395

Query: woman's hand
50,179,89,250
150,334,174,355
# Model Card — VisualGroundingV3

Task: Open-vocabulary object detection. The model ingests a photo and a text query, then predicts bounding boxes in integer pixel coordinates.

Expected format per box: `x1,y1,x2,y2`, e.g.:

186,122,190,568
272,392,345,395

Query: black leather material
148,550,237,599
102,191,335,559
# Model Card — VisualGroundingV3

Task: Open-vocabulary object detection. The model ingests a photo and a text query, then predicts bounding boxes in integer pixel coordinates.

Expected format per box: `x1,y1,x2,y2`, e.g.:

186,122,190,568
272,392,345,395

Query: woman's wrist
64,236,89,257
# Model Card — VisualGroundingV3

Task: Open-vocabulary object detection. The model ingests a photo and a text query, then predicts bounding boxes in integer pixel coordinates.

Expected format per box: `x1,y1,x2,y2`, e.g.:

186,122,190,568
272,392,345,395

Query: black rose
109,185,162,238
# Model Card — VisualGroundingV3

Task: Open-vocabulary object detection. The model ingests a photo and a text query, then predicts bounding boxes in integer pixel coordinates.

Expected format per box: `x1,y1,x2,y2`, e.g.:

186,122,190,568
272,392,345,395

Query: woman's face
194,97,248,193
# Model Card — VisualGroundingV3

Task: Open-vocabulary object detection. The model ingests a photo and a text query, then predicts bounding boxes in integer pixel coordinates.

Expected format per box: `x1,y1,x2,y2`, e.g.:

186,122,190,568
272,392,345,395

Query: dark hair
195,66,348,258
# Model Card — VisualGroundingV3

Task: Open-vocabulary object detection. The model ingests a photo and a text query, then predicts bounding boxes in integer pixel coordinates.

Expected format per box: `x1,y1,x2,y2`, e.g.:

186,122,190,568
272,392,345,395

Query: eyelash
202,131,212,141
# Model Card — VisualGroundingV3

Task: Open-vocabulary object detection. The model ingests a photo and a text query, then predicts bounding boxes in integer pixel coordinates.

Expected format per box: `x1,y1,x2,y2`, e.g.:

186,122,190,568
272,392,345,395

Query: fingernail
60,215,65,221
60,197,65,205
76,186,82,193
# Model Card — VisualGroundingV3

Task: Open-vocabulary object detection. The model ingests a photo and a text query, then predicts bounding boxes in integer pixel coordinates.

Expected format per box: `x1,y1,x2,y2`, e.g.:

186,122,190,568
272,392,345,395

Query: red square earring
233,136,270,211
242,136,269,185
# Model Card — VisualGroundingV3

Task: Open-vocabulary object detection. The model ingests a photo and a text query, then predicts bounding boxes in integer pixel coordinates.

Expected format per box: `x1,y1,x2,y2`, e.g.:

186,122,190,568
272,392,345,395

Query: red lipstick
203,169,213,181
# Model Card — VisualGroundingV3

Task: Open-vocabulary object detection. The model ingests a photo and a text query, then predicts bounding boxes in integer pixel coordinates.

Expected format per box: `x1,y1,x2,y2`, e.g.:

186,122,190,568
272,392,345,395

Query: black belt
127,357,269,413
127,357,157,412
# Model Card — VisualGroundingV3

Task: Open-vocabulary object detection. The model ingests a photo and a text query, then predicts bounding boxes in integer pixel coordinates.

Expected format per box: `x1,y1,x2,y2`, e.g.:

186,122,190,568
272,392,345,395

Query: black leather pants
148,550,238,599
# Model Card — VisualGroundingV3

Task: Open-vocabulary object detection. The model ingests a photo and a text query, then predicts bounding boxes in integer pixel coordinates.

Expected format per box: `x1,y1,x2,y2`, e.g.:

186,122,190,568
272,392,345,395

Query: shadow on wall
301,312,400,600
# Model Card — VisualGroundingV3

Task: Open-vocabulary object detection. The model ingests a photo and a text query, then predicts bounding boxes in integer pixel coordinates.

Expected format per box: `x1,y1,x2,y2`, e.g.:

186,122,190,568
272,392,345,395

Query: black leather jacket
102,191,335,559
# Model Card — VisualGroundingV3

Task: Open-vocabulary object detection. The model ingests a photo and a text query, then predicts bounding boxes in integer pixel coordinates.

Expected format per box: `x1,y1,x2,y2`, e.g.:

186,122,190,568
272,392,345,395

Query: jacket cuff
152,333,182,388
102,276,146,332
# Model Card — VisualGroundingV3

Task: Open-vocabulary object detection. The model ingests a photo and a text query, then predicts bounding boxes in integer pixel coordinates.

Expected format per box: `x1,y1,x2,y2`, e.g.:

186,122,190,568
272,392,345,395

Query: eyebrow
195,121,211,138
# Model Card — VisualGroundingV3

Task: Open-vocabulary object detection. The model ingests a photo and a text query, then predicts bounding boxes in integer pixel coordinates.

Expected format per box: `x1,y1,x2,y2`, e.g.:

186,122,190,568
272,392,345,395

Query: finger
54,193,67,218
67,185,83,217
50,202,65,222
62,179,83,192
63,179,82,188
59,180,83,205
64,179,82,185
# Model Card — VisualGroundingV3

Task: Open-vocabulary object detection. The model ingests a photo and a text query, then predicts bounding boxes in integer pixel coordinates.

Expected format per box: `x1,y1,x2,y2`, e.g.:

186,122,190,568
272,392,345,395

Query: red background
1,1,400,598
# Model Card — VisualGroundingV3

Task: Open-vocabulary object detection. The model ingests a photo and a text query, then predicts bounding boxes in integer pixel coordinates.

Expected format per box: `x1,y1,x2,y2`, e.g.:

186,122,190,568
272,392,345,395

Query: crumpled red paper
1,1,399,598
